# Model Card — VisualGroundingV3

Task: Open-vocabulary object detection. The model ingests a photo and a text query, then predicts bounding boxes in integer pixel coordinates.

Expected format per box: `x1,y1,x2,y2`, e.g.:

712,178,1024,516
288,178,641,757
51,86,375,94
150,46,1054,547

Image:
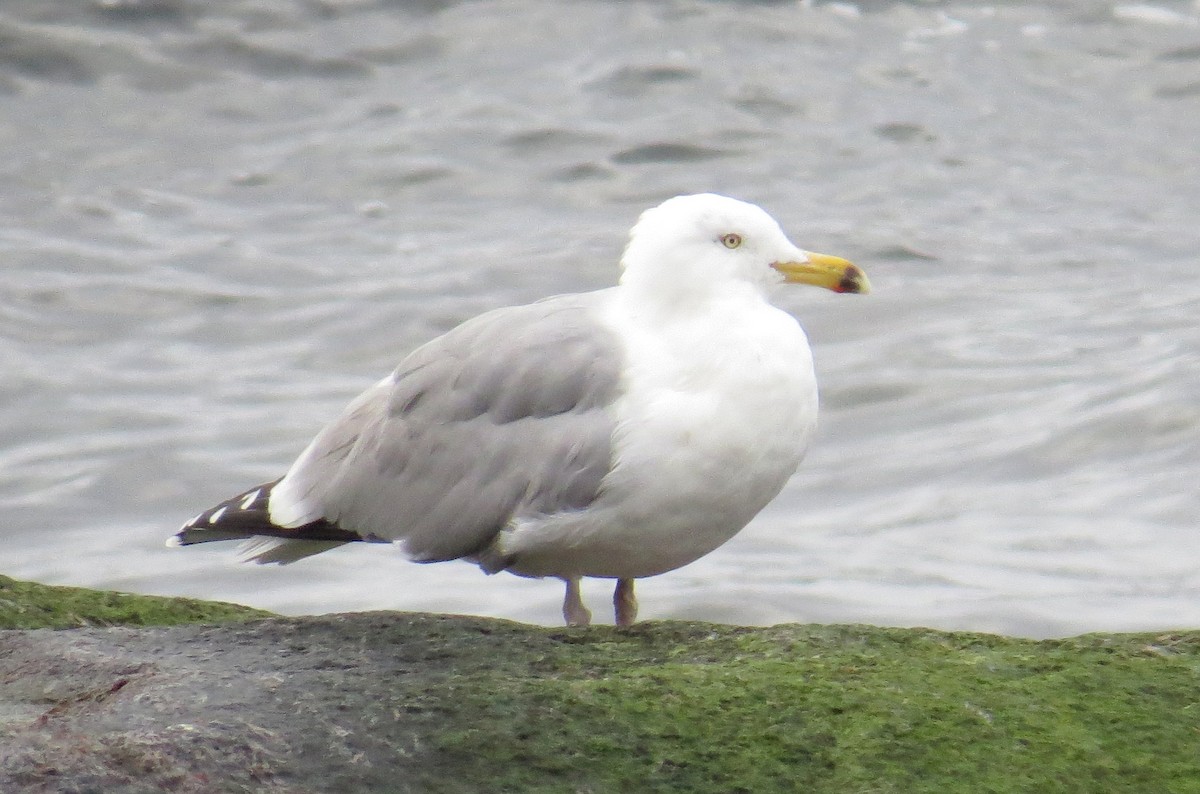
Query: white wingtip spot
207,506,228,524
239,489,262,510
165,535,183,548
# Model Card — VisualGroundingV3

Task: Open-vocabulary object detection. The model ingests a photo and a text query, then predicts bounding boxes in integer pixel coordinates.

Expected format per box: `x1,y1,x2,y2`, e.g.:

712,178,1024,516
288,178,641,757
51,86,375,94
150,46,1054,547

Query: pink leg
613,578,637,627
562,577,592,627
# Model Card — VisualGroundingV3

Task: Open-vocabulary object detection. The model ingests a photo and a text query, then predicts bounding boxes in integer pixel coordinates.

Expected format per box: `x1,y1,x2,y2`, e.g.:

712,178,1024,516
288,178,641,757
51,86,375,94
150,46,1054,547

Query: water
2,0,1198,638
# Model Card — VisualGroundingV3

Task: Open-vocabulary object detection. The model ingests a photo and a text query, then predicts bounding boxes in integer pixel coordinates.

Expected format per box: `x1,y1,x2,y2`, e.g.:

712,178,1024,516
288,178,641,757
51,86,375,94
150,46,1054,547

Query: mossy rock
2,599,1199,792
0,574,270,629
431,622,1200,793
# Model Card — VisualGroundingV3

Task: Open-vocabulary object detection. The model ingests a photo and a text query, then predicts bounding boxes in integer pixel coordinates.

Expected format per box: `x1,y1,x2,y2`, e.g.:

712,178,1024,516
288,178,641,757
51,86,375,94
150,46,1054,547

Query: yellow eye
720,233,743,249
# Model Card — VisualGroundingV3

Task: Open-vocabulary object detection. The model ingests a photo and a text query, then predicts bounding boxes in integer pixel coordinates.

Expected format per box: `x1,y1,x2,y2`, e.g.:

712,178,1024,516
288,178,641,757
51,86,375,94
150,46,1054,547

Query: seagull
170,193,869,626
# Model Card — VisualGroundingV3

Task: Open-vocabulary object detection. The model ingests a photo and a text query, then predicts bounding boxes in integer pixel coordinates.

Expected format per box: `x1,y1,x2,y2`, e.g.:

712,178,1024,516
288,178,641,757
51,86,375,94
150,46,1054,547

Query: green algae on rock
2,608,1199,792
431,622,1200,793
0,574,270,629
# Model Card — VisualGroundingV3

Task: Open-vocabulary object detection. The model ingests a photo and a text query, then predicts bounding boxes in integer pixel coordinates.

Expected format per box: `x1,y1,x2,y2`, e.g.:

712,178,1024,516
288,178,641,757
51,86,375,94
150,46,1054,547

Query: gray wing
270,291,624,563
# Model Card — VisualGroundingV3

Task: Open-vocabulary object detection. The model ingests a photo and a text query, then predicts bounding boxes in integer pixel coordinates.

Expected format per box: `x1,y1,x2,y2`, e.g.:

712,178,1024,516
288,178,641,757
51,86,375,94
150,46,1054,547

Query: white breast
501,289,818,579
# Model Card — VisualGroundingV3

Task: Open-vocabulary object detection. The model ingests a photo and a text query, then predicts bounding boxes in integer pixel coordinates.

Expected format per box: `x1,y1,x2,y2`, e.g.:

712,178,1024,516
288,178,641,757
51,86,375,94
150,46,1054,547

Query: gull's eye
720,233,743,249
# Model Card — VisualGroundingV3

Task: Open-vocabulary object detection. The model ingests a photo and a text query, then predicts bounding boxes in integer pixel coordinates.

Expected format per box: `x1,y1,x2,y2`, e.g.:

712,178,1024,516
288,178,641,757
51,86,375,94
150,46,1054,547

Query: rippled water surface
3,0,1199,637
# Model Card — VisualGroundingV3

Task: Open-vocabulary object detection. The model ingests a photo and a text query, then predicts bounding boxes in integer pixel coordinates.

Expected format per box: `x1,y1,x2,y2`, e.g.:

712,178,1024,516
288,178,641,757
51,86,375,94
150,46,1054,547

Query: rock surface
2,577,1199,792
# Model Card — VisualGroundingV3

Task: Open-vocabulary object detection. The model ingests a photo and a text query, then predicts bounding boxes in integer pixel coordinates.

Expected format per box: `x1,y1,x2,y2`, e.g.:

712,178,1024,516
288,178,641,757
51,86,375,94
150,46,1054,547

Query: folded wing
174,293,625,566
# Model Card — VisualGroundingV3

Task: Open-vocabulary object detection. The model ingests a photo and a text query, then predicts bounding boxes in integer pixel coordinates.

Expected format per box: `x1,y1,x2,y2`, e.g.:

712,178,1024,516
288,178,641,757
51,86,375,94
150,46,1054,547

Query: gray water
3,0,1198,637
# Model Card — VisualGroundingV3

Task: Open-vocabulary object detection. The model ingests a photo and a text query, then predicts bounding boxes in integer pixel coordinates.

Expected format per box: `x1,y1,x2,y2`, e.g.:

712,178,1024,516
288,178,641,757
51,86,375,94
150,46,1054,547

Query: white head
618,193,868,306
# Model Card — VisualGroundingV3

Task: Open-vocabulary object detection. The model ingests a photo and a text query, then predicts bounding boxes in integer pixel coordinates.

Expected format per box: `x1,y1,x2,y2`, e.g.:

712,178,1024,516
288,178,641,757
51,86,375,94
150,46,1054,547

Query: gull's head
619,193,869,300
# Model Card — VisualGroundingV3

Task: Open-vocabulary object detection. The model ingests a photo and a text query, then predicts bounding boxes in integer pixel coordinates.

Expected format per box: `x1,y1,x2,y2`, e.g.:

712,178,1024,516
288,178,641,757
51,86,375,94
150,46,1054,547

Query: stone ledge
2,576,1197,792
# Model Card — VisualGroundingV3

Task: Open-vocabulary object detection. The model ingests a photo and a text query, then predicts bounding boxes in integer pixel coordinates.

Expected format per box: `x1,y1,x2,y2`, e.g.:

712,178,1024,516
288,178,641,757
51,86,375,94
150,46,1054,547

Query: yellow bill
772,252,870,294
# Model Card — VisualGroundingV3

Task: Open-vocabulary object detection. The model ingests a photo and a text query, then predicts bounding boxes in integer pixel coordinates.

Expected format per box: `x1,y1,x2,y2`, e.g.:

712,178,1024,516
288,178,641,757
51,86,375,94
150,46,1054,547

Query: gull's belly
500,322,818,579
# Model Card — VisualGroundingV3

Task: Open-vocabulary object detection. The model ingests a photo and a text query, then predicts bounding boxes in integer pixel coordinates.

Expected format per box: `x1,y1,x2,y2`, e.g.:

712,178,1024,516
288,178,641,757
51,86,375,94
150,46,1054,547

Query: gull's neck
616,272,773,326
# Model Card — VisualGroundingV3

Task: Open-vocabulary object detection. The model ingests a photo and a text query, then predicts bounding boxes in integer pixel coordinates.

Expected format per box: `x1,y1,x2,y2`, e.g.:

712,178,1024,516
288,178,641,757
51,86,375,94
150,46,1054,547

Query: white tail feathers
238,537,349,565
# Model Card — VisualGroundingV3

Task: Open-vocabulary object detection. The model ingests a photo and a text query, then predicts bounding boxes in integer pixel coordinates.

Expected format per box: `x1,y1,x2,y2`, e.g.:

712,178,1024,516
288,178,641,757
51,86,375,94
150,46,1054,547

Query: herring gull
169,193,870,626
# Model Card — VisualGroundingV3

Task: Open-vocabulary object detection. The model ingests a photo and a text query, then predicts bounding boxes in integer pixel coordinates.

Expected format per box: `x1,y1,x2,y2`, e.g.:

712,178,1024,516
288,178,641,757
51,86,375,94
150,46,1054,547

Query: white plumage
171,193,869,626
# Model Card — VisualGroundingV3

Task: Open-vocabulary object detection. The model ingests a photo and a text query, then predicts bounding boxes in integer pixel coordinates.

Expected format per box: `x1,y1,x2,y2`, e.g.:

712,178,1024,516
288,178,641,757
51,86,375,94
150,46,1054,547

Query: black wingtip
171,479,291,548
170,478,371,548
